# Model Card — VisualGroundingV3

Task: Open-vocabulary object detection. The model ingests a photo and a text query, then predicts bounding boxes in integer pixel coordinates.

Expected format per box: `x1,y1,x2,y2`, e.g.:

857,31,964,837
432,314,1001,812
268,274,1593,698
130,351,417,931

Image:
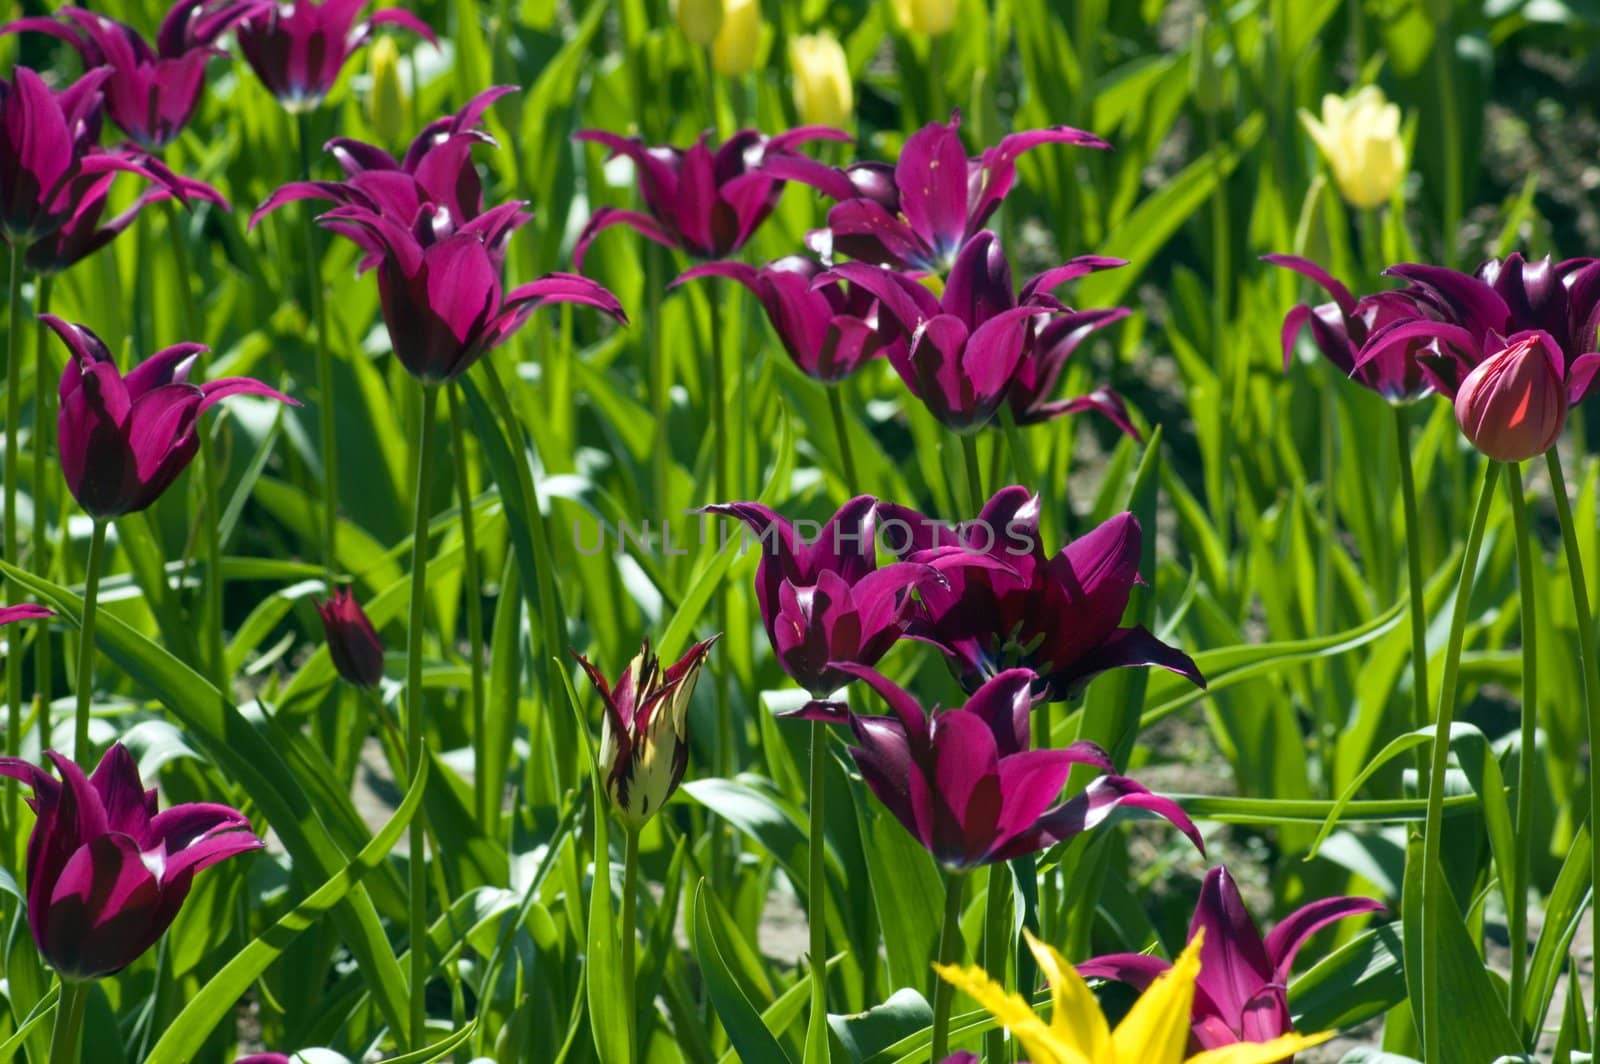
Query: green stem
929,870,967,1064
825,385,858,489
6,242,25,832
404,383,440,1049
960,433,985,515
807,720,829,1053
1433,23,1462,268
447,387,488,826
33,276,53,757
704,284,734,787
645,245,669,515
1395,404,1431,783
1543,447,1600,1043
47,981,89,1064
982,865,1011,1064
1316,376,1337,781
1506,466,1535,1030
622,824,640,1062
1419,459,1499,1063
297,110,339,583
73,521,107,766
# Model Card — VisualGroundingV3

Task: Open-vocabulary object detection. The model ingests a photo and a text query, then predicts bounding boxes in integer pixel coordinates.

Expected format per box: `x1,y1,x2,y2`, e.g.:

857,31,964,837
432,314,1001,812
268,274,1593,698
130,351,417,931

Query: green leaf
829,990,932,1063
691,881,796,1064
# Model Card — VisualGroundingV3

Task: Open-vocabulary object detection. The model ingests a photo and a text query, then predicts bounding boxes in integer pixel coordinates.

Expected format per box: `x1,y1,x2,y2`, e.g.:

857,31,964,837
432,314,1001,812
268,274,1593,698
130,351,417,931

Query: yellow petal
1110,930,1204,1064
1186,1030,1334,1064
933,962,1090,1064
1023,929,1111,1059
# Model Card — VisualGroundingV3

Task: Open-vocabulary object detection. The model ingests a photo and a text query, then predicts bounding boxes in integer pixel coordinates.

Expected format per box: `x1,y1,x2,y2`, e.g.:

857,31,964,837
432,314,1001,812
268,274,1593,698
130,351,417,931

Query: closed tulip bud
1454,332,1567,462
789,33,853,129
674,0,724,46
367,36,407,148
316,588,385,688
711,0,759,75
1300,86,1406,209
891,0,958,35
576,637,719,828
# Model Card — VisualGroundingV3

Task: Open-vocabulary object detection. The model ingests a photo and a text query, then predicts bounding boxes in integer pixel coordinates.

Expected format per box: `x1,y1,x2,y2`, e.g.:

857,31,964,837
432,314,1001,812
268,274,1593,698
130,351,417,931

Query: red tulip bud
1454,332,1567,462
317,588,385,689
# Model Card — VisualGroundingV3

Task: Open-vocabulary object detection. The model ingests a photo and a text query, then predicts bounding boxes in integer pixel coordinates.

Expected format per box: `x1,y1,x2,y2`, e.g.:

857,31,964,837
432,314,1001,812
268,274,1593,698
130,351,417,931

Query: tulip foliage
0,2,1594,1064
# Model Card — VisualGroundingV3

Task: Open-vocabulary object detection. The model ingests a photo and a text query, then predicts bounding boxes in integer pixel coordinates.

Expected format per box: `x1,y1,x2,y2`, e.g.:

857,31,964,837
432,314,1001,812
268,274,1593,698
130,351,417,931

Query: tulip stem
1506,466,1536,1031
1543,447,1600,1044
826,385,858,490
404,383,440,1050
1433,21,1462,268
5,243,25,838
807,720,829,1053
47,980,89,1064
296,109,340,585
73,521,107,767
447,388,489,826
1419,458,1498,1063
1394,404,1431,783
33,276,54,758
621,823,640,1061
960,433,985,515
929,870,967,1064
982,865,1011,1064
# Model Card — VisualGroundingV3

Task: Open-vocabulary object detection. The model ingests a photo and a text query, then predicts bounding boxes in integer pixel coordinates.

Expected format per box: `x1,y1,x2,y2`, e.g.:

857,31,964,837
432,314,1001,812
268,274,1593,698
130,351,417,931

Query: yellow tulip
789,33,852,128
934,929,1332,1064
1300,85,1407,210
673,0,724,47
891,0,958,35
711,0,759,76
366,36,407,149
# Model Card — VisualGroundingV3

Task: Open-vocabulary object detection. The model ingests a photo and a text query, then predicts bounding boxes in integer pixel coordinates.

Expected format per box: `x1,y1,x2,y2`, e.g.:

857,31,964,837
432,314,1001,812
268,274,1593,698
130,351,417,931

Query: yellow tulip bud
367,36,407,148
789,33,853,129
1300,85,1407,210
712,0,760,76
891,0,958,35
673,0,724,47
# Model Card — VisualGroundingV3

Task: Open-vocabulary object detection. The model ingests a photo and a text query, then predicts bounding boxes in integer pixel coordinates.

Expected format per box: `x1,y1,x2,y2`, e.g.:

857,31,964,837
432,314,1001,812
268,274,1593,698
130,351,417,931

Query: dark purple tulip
3,2,270,149
46,317,296,520
764,110,1108,273
0,744,262,979
0,605,54,626
571,125,852,267
234,1057,291,1064
1080,866,1383,1053
0,67,178,243
28,170,225,275
829,232,1130,433
881,486,1205,701
236,0,436,112
674,257,899,383
1006,306,1138,433
315,202,626,382
819,664,1204,868
699,496,947,698
317,588,384,688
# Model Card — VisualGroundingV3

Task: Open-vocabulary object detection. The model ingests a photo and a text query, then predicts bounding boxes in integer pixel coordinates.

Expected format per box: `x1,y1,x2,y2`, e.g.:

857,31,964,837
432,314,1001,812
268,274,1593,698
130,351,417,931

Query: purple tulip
234,1057,292,1064
1079,866,1383,1053
815,664,1204,868
317,588,385,688
764,110,1107,272
700,496,949,698
236,0,437,112
0,744,262,979
1006,306,1138,433
28,170,225,276
3,2,270,149
46,317,296,520
827,232,1130,432
0,67,180,243
881,486,1205,701
571,125,852,267
0,605,54,626
674,256,898,382
314,201,626,382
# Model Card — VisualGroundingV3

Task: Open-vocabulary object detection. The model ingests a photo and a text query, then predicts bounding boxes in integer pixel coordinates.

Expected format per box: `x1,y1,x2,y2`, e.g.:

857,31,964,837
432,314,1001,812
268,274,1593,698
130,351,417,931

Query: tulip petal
44,832,164,977
1188,867,1276,1026
197,376,298,414
88,744,153,840
895,119,971,261
1262,894,1386,981
1074,951,1174,992
573,206,676,269
959,668,1037,756
1262,253,1358,316
0,604,53,626
995,774,1205,861
829,662,930,739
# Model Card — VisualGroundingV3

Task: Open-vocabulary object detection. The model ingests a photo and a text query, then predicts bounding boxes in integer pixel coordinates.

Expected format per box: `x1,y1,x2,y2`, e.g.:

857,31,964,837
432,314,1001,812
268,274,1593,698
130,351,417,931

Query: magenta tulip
764,110,1107,272
236,0,436,112
28,170,224,275
1079,866,1383,1053
571,126,851,267
46,317,296,519
818,664,1203,868
0,605,54,626
881,486,1204,700
0,744,262,978
1006,306,1137,432
3,1,270,149
317,588,385,688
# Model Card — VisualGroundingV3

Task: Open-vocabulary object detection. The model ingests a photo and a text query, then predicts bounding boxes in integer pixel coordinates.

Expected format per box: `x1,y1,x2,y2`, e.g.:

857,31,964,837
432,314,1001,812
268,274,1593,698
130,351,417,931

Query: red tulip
316,589,385,688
